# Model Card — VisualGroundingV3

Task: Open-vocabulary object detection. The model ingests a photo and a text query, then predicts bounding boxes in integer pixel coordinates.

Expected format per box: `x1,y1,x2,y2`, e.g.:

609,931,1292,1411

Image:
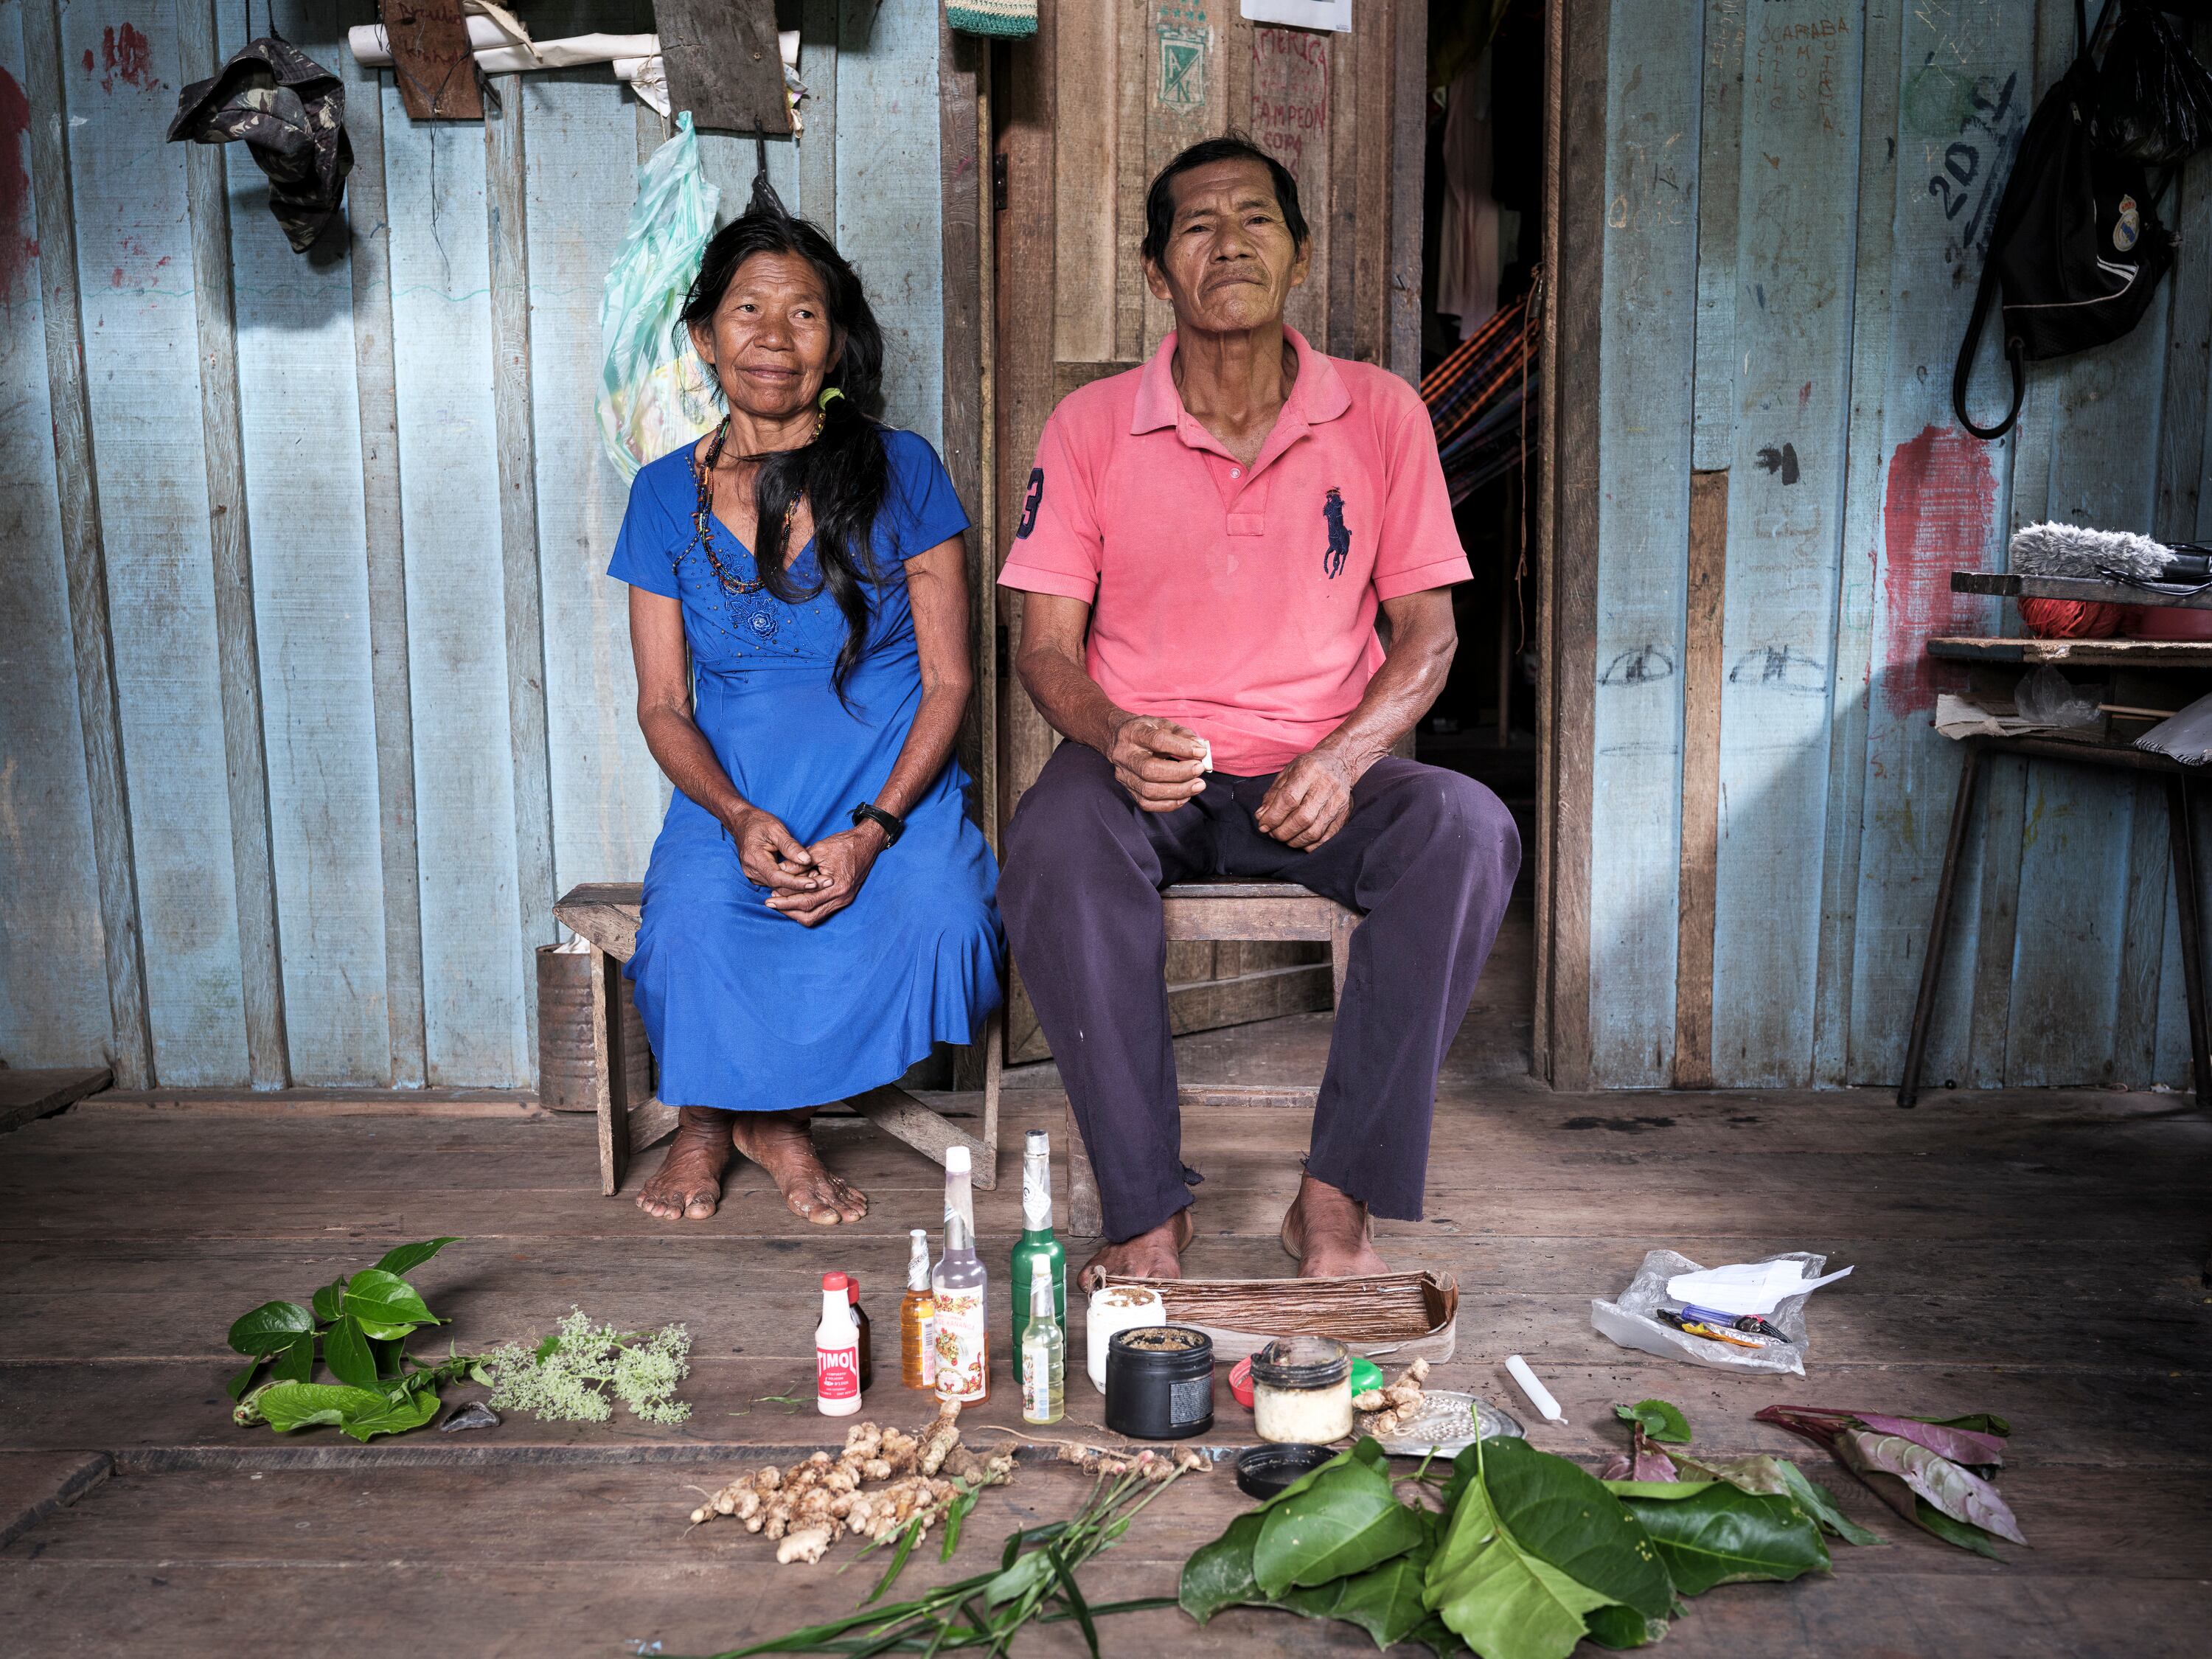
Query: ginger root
776,1525,835,1565
1353,1358,1430,1437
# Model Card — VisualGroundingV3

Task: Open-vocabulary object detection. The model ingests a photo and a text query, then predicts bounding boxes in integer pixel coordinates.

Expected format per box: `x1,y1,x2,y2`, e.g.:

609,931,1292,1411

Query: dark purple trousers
999,742,1520,1242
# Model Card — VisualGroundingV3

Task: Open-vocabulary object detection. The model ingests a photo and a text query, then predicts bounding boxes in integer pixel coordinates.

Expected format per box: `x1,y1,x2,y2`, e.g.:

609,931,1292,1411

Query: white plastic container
1085,1284,1165,1394
815,1271,862,1416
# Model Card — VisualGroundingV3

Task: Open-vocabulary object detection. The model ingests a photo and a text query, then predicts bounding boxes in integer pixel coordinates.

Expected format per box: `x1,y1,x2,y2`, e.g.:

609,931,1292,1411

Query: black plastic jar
1104,1325,1215,1440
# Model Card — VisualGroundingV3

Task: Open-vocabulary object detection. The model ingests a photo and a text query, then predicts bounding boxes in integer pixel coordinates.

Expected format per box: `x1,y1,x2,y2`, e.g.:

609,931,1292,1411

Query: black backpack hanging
1952,1,2180,440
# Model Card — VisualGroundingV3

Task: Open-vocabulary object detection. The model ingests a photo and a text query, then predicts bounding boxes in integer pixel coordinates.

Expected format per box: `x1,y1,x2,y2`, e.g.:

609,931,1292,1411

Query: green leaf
1910,1497,2006,1559
1916,1412,2011,1438
335,1387,442,1441
225,1357,266,1402
322,1315,382,1391
1621,1483,1831,1594
1772,1460,1885,1548
226,1301,316,1356
939,1484,981,1562
310,1278,347,1325
372,1237,460,1277
981,1548,1054,1609
1253,1449,1429,1596
256,1382,393,1434
534,1333,563,1362
1046,1545,1103,1659
341,1268,439,1338
1614,1399,1691,1444
369,1337,406,1381
1476,1438,1676,1622
1179,1512,1265,1625
1602,1480,1715,1500
1583,1604,1670,1649
268,1329,316,1385
869,1518,924,1604
1425,1444,1620,1659
1279,1546,1437,1651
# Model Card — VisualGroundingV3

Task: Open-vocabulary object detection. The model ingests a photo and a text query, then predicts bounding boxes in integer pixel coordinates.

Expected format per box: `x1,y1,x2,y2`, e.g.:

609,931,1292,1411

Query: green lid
1349,1355,1385,1397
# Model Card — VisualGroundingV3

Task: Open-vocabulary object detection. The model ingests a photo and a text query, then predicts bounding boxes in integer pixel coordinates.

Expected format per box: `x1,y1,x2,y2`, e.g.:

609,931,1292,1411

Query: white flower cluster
481,1307,692,1425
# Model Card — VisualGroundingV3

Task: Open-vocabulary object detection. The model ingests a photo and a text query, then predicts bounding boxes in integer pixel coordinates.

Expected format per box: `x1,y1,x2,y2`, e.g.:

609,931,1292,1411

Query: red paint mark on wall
81,49,94,73
1880,423,1997,717
1250,27,1328,174
0,67,32,301
100,23,154,93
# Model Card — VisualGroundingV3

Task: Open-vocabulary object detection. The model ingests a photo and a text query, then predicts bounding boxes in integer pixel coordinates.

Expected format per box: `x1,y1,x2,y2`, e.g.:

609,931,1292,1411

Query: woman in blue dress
607,184,1002,1224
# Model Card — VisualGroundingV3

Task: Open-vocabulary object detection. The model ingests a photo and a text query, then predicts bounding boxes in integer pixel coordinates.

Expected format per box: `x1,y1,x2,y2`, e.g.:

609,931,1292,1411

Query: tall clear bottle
898,1228,938,1391
1020,1273,1065,1425
931,1145,990,1403
1009,1130,1066,1388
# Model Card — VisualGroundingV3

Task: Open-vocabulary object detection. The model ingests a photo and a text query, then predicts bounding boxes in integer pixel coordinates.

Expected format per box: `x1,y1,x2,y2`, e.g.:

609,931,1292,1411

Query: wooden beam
19,0,153,1090
180,0,289,1091
379,0,482,121
341,21,429,1087
485,78,557,1073
0,1068,114,1136
1673,470,1728,1089
657,0,791,136
1386,0,1425,383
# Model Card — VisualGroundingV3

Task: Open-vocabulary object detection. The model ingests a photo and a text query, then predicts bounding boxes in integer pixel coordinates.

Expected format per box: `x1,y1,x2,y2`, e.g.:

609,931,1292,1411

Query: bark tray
1099,1270,1458,1363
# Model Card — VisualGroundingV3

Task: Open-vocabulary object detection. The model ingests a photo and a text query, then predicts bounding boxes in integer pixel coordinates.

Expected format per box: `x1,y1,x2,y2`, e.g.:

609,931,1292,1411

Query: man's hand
1255,748,1359,850
729,808,827,894
770,824,884,927
1108,714,1208,813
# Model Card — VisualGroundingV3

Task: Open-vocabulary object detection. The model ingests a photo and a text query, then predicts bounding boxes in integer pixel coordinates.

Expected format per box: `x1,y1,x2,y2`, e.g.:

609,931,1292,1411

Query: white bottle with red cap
816,1270,863,1416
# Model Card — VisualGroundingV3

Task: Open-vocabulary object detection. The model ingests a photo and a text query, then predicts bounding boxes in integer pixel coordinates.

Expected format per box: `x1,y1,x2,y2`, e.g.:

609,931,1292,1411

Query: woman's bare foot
727,1109,868,1225
1279,1174,1389,1279
1076,1208,1195,1293
636,1107,737,1220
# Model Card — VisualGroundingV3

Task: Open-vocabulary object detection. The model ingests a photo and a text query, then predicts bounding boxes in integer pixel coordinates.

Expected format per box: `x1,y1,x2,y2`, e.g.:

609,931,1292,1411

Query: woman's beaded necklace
688,409,824,597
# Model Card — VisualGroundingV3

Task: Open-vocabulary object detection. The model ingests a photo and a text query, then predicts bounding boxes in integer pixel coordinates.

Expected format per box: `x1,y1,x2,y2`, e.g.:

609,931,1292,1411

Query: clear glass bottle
1009,1130,1066,1388
899,1228,938,1391
1020,1273,1065,1425
846,1276,872,1394
932,1146,990,1403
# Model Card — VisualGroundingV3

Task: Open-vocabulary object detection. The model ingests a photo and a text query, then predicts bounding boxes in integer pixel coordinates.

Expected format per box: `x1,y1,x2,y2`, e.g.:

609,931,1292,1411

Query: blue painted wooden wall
1585,0,2212,1089
0,0,954,1088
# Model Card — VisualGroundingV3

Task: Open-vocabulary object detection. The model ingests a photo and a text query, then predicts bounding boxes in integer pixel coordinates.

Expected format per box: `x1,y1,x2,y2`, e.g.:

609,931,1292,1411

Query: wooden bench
553,883,1002,1195
1063,879,1360,1234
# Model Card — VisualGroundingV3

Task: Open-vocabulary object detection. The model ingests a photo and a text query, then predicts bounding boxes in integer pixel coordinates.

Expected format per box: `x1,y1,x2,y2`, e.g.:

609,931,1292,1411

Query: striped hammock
1421,288,1538,505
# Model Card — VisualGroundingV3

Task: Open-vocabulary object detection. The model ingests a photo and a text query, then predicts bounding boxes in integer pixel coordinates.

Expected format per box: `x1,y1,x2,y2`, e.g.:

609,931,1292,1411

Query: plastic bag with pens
1592,1250,1852,1377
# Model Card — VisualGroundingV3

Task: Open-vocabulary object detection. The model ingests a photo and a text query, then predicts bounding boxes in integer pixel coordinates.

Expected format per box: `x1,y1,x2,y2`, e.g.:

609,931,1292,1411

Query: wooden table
1902,635,2212,1110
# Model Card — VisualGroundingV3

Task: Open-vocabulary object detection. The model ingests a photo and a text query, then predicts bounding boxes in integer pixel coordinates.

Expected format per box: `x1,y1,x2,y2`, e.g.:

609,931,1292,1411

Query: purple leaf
1835,1431,2027,1546
1851,1413,2005,1467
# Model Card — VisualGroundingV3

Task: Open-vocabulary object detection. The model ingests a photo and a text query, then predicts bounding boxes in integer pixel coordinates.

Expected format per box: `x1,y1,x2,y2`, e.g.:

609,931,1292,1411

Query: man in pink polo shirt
999,137,1521,1288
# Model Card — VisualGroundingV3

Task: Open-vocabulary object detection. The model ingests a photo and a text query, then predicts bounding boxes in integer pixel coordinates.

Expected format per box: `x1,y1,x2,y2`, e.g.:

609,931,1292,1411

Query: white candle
1505,1354,1566,1425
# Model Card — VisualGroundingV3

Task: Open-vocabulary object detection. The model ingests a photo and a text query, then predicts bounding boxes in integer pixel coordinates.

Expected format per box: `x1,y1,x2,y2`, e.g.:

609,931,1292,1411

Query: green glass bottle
1009,1129,1066,1387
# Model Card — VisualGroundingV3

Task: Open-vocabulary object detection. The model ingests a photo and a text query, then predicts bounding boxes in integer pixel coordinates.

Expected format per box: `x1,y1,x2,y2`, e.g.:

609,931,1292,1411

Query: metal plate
1363,1390,1524,1456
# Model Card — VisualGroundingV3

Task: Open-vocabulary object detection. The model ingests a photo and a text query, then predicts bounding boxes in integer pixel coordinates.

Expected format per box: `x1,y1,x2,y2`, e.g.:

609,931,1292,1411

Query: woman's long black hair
678,175,890,703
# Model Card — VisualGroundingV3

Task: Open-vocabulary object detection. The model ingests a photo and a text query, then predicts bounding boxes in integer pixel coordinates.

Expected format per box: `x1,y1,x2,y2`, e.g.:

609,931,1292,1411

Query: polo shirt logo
1017,467,1044,538
1321,487,1352,579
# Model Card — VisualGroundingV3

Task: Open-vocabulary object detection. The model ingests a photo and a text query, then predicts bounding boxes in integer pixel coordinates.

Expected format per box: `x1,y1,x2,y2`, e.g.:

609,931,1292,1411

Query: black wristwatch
850,801,905,846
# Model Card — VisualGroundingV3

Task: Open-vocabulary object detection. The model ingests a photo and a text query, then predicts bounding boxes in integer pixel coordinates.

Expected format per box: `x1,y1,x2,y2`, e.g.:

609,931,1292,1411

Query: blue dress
607,428,1004,1111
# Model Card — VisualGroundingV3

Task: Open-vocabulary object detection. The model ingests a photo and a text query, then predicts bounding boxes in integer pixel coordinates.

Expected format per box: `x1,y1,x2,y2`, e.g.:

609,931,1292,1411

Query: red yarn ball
2019,596,2125,639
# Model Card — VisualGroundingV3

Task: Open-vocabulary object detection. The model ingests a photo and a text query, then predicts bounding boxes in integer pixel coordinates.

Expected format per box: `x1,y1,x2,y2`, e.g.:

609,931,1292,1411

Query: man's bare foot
727,1109,868,1225
1076,1207,1195,1293
1279,1174,1389,1279
636,1106,736,1220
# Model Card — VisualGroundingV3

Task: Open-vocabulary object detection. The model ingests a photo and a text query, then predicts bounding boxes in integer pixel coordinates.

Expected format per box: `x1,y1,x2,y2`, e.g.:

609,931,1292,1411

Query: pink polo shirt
998,327,1469,776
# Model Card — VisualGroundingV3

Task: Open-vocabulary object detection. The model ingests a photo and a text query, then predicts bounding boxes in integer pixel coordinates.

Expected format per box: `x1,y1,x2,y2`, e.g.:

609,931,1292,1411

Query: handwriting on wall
1251,27,1327,173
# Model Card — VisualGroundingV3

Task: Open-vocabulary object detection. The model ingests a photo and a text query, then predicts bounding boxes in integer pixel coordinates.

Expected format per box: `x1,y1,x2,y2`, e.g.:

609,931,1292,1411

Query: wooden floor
3,930,2208,1655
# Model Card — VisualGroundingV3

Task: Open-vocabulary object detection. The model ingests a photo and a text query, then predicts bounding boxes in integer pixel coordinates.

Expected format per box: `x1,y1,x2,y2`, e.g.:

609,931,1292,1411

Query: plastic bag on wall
597,114,723,481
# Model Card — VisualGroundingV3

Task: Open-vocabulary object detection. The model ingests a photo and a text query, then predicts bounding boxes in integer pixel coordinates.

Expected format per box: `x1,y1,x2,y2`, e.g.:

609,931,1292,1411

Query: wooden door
989,1,1427,1063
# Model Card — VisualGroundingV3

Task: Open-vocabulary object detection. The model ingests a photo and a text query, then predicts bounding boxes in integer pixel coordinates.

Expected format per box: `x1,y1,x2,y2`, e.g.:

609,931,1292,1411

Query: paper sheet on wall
1241,0,1352,32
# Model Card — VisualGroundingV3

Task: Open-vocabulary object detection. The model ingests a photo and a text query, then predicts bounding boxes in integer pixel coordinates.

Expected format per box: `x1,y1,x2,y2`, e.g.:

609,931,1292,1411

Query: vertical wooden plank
1054,0,1118,365
2003,0,2167,1088
0,0,111,1068
838,0,942,445
1848,0,2035,1087
1140,0,1225,352
1347,3,1390,366
1386,0,1424,383
1708,0,1866,1085
60,0,246,1085
1248,24,1327,349
1585,0,1700,1088
1322,0,1357,357
1672,470,1727,1087
217,0,386,1085
799,0,838,226
1809,0,1901,1085
383,74,529,1085
342,44,428,1088
525,73,664,909
1114,0,1149,362
1537,0,1609,1088
1688,0,1743,471
485,72,557,1076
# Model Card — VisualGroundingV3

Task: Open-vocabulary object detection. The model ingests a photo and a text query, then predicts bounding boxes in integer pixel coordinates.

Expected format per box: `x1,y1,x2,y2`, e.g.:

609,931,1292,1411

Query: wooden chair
553,883,1003,1195
1062,877,1360,1234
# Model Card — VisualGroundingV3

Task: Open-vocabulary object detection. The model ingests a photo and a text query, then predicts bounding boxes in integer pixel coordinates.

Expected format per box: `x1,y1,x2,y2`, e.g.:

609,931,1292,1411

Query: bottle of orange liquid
898,1228,937,1390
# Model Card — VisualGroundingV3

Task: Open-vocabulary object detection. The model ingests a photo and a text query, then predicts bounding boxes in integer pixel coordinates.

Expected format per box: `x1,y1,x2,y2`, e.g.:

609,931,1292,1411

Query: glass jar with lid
1249,1335,1354,1444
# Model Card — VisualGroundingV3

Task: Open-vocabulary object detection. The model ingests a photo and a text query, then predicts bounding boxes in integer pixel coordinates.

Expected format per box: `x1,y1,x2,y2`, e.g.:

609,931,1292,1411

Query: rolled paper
1505,1353,1565,1425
